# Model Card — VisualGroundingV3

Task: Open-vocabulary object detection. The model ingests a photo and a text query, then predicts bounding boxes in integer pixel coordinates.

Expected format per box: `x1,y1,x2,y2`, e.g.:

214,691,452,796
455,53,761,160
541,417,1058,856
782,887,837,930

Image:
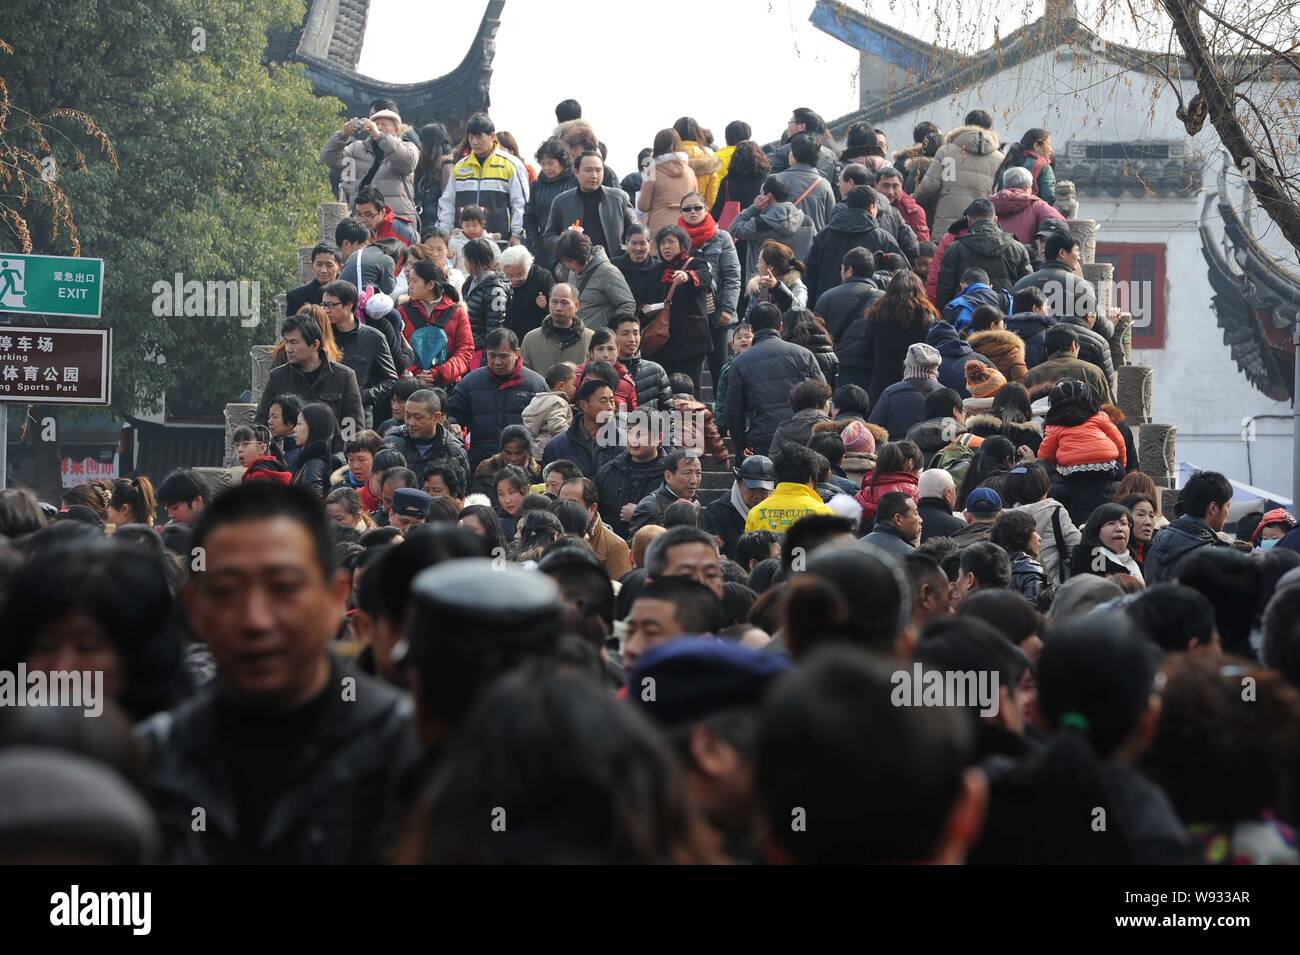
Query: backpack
943,288,1013,332
928,434,979,486
411,324,449,370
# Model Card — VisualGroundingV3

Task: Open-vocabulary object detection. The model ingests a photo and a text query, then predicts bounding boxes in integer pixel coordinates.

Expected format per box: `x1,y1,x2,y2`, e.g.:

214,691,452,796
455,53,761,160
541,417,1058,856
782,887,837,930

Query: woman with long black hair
413,123,453,233
856,269,937,404
291,402,340,500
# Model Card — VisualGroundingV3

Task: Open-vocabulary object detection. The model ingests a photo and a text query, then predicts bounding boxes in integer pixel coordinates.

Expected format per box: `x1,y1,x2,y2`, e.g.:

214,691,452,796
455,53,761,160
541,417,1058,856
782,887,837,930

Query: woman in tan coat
967,304,1029,381
914,110,1004,235
638,128,698,235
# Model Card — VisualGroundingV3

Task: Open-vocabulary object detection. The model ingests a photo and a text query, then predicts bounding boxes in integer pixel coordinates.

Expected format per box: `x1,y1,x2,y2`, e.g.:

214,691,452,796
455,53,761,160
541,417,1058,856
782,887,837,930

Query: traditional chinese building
813,0,1300,498
266,0,505,139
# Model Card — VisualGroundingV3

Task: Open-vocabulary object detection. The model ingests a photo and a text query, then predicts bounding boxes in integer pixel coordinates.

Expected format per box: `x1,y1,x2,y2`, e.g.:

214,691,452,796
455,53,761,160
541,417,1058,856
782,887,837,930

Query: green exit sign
0,252,104,318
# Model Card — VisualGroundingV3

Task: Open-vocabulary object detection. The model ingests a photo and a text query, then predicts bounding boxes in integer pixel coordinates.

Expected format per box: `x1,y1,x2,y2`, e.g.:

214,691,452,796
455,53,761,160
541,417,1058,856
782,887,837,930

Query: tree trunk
1159,0,1300,256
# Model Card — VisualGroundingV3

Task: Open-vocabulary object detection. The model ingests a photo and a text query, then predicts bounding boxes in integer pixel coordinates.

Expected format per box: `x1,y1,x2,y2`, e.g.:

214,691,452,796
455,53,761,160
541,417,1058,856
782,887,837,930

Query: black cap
734,455,775,490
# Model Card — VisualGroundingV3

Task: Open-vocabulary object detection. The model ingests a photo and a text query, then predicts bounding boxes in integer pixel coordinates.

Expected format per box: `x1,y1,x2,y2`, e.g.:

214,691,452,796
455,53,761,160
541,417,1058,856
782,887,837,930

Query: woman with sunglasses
644,224,713,394
677,191,741,391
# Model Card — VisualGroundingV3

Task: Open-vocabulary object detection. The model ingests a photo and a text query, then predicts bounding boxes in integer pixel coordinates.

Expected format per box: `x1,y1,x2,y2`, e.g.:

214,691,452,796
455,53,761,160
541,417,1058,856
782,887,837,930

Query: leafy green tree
3,0,340,419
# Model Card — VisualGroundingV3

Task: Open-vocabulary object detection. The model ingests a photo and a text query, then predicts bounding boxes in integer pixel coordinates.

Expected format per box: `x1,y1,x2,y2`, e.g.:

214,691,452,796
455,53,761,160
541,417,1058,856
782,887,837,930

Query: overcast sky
358,0,862,176
356,0,1275,176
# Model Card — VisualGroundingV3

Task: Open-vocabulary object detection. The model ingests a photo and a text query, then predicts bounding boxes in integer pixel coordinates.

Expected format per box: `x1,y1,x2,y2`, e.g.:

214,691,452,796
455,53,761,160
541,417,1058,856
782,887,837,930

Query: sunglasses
681,205,705,213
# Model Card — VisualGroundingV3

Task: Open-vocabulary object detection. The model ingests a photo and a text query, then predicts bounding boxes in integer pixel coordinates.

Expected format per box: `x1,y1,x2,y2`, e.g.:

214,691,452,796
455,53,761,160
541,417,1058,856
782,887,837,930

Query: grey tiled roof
272,0,505,134
814,0,1292,133
326,0,371,70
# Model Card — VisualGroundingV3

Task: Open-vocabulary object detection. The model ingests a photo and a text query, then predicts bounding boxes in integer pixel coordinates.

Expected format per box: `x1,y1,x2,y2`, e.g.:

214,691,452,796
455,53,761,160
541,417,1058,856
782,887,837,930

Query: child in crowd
418,229,467,295
667,372,731,469
448,205,491,270
1038,379,1126,478
233,424,291,485
523,362,576,460
713,320,753,425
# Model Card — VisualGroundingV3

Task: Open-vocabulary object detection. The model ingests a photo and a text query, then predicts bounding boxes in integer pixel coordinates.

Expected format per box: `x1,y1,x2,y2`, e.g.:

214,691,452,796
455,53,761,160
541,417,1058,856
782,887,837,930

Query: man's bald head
631,524,667,567
549,283,579,324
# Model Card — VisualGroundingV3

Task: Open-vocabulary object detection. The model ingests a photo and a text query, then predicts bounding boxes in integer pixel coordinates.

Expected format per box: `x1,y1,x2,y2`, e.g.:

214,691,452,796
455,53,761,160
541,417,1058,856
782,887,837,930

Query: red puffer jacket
1038,412,1126,469
399,294,475,387
855,469,920,524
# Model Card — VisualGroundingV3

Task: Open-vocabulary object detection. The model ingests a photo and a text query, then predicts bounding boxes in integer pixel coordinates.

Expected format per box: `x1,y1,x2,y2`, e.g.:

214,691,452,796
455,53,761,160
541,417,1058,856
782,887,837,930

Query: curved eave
1200,187,1294,401
293,0,503,119
1216,160,1300,318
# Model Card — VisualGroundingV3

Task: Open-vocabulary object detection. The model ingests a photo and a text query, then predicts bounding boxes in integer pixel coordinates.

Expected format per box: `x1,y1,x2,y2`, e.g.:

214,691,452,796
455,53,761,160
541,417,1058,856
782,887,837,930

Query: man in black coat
286,242,342,316
936,198,1032,307
1144,471,1233,584
700,456,776,559
814,247,885,345
916,468,967,541
726,303,825,457
596,424,668,540
255,313,365,432
321,281,397,422
381,388,470,481
613,313,673,411
137,482,421,864
839,163,919,263
448,329,547,470
805,186,901,305
628,450,704,536
1014,233,1115,395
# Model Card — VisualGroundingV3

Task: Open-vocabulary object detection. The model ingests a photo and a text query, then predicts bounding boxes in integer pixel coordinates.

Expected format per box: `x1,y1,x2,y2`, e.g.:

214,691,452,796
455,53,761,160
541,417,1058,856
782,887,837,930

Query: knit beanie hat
964,359,1006,398
903,343,942,380
841,420,877,454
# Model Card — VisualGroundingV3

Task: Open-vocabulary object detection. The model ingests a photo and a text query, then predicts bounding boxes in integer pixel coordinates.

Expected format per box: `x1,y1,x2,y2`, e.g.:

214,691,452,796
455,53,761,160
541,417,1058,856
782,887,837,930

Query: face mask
1260,538,1279,551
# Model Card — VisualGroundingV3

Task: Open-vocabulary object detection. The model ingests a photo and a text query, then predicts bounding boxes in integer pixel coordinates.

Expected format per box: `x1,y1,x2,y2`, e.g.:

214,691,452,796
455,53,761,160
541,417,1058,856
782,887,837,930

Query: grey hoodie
727,201,814,279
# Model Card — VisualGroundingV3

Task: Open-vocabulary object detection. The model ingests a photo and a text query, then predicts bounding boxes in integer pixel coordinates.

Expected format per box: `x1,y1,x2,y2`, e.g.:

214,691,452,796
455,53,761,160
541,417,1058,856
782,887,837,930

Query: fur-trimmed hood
967,329,1027,355
681,141,721,178
1101,403,1126,425
894,143,927,163
965,413,1042,446
554,119,598,149
945,123,1001,156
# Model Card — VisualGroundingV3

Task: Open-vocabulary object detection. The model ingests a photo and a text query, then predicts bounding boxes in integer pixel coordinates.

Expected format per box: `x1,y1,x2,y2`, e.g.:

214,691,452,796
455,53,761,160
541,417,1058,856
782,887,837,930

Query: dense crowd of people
3,98,1300,866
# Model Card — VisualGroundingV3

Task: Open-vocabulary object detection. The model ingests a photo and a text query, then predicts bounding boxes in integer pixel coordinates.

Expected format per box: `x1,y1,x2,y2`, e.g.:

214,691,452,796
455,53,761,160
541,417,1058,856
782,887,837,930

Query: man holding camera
320,108,419,221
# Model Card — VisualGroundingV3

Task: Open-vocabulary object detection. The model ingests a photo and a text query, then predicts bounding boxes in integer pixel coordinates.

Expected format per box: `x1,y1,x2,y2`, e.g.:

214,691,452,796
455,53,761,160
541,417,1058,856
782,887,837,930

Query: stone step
701,469,733,488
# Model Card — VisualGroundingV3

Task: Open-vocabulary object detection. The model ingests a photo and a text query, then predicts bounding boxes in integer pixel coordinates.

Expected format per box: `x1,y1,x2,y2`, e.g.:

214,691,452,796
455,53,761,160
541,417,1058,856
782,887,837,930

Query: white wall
871,45,1298,497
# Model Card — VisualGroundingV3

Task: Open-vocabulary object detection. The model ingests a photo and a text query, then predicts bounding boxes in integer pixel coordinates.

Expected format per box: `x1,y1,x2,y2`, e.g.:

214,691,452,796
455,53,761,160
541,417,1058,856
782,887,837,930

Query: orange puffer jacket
1038,412,1126,469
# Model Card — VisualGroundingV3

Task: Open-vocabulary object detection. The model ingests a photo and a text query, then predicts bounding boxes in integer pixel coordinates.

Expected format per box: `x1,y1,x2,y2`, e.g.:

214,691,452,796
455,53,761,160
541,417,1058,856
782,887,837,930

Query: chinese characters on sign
60,454,120,490
0,326,111,404
0,253,104,318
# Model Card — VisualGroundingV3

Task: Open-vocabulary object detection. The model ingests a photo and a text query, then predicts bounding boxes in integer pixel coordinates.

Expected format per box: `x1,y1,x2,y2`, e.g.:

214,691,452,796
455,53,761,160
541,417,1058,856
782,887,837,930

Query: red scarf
661,252,694,286
678,214,718,249
492,355,525,391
